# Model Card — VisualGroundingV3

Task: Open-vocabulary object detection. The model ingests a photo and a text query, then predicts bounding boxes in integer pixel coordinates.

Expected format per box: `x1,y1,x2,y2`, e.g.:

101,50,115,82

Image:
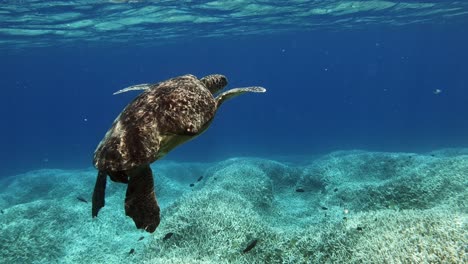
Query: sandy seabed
0,149,466,264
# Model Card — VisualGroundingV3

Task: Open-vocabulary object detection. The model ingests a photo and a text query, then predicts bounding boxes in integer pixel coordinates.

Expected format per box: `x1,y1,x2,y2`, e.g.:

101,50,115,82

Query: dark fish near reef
163,232,174,241
295,188,305,192
321,206,328,210
334,188,338,192
242,239,258,253
189,183,195,187
77,196,88,203
138,236,144,241
197,176,203,182
128,248,135,255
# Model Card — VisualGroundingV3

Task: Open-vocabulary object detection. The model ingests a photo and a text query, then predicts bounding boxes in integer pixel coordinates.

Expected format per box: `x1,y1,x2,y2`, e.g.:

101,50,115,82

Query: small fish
333,188,338,192
1,210,4,214
295,188,305,192
356,226,363,231
163,232,174,241
321,206,328,210
138,236,144,241
128,248,135,255
77,196,88,203
189,183,195,187
433,89,442,95
242,239,258,253
197,176,203,182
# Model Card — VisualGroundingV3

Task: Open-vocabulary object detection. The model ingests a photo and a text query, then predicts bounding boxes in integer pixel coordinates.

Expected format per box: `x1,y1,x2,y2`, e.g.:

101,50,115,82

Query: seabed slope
0,149,466,263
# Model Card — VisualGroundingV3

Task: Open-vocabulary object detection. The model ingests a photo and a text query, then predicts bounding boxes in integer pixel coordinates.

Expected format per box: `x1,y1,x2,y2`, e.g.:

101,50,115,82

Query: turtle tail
125,165,160,233
92,170,107,217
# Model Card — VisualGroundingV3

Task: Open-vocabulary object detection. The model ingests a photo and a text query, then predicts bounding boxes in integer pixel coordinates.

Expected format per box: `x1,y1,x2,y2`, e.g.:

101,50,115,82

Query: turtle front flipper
92,170,108,217
215,86,266,108
113,83,152,95
125,165,160,233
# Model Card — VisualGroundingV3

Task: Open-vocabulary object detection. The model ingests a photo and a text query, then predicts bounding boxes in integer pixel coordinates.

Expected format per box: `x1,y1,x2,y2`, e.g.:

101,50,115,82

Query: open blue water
1,1,467,176
0,2,467,263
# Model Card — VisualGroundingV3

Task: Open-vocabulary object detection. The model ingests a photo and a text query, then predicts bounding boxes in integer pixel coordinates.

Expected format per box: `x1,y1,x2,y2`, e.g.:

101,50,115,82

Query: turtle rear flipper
92,170,107,217
125,165,160,233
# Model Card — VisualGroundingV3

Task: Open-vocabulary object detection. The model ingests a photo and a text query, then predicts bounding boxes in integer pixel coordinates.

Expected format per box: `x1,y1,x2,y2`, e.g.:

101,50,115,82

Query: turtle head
200,74,228,94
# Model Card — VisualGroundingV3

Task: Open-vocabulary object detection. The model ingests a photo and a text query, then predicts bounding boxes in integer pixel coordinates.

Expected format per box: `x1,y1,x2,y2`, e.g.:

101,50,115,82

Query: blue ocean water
1,17,467,176
0,2,467,263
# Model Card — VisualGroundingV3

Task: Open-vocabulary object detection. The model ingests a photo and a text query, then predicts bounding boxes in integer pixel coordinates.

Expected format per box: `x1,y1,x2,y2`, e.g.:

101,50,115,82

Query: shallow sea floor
0,149,466,263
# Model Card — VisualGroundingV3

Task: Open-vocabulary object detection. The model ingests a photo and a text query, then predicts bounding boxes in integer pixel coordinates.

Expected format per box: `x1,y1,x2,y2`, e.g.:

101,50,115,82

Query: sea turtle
92,74,266,233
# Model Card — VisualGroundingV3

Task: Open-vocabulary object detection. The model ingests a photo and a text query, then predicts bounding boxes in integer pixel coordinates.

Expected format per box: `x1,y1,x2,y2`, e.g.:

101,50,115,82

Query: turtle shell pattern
93,74,216,171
